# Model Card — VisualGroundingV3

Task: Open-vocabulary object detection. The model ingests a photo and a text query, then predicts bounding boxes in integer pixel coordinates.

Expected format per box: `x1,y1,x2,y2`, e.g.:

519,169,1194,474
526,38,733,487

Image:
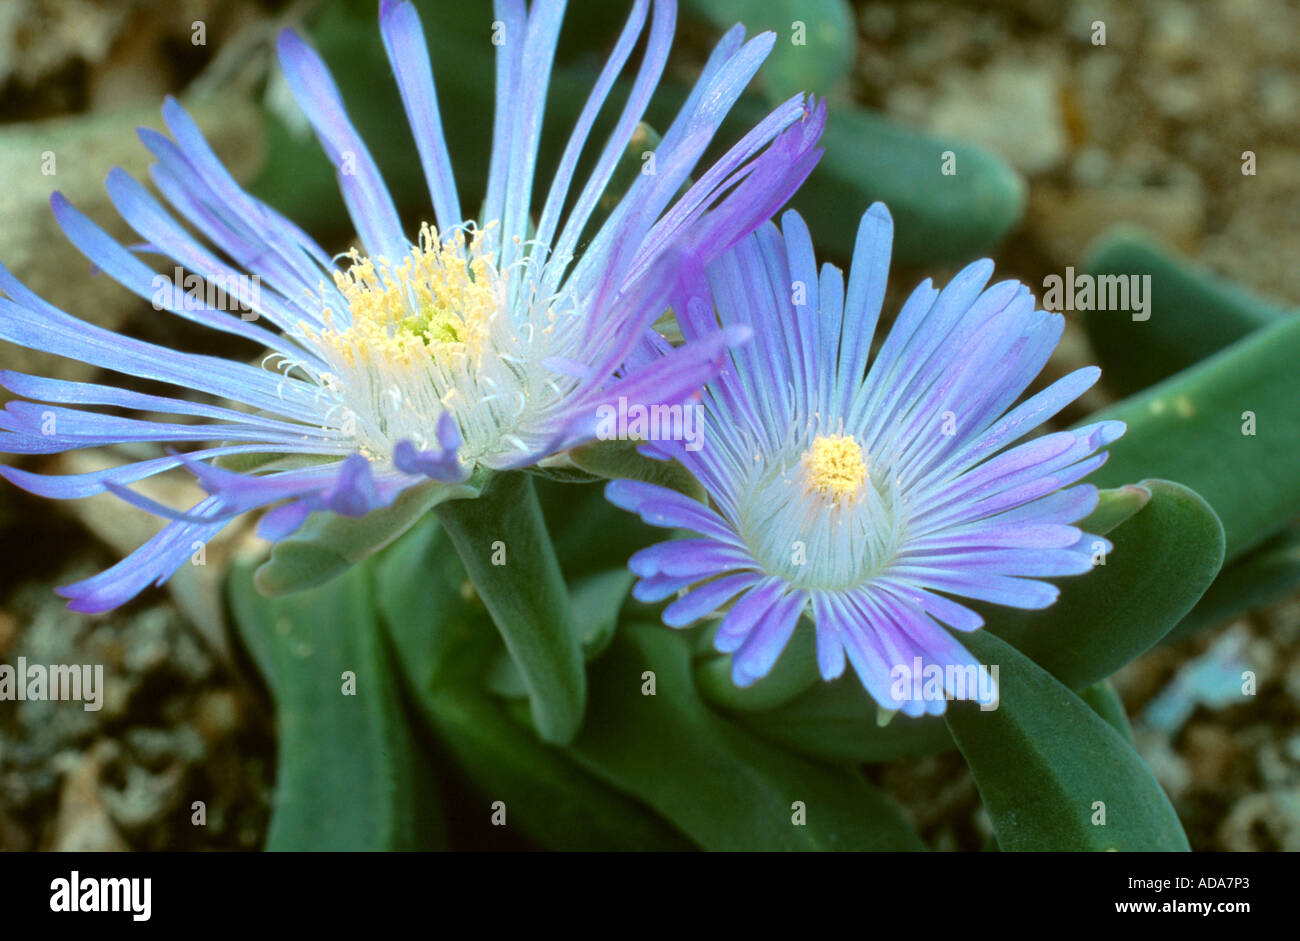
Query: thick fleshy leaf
486,567,633,697
373,518,689,851
946,630,1189,852
1168,520,1300,643
537,476,666,580
696,619,820,713
227,559,446,850
568,567,634,660
255,479,472,595
1079,680,1134,743
1077,483,1150,536
570,622,926,850
426,691,693,851
373,515,488,691
434,472,586,744
1088,316,1300,563
1081,228,1286,396
982,479,1224,691
731,672,954,763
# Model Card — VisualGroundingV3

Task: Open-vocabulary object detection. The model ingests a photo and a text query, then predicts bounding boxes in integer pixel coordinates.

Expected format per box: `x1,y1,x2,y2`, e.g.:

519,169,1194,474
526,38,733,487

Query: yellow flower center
310,222,504,370
801,434,868,502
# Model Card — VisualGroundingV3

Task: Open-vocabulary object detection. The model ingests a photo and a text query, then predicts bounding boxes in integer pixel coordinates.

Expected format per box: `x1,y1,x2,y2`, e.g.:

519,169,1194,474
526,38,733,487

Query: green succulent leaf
486,567,633,697
1081,227,1286,396
730,671,955,763
424,690,693,851
1079,681,1134,743
946,630,1189,852
373,516,492,691
1168,520,1300,643
569,567,635,659
227,560,447,851
254,480,472,596
635,89,1025,266
695,619,820,713
982,479,1224,691
536,477,665,579
374,517,699,850
1088,316,1300,563
212,451,339,475
1077,483,1151,536
569,622,926,850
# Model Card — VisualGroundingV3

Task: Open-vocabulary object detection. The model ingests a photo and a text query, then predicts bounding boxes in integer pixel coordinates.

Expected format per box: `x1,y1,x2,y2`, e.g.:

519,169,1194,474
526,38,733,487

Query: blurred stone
122,615,169,679
86,6,172,111
1219,789,1300,851
1140,626,1252,735
1133,728,1191,799
0,0,263,94
1285,734,1300,764
1258,68,1300,129
1147,0,1201,66
1257,741,1293,788
1284,657,1300,704
924,60,1068,175
1028,183,1204,262
1070,146,1112,188
859,3,896,40
100,676,132,721
194,688,242,743
0,0,130,87
1149,77,1202,121
102,762,184,835
1182,723,1237,784
124,727,176,771
126,724,206,772
45,739,130,852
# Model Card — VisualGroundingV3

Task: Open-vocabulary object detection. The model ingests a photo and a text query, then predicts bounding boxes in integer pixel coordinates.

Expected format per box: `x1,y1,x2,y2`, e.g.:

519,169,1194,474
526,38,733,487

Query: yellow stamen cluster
801,434,869,503
313,223,503,370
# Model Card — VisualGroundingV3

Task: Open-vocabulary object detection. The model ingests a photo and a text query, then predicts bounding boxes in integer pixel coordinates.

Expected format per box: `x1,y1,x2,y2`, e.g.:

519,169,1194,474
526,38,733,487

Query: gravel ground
0,554,273,851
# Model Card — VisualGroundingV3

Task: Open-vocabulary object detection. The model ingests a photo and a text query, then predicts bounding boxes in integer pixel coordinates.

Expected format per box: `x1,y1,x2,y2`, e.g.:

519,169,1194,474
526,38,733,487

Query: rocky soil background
0,0,1296,851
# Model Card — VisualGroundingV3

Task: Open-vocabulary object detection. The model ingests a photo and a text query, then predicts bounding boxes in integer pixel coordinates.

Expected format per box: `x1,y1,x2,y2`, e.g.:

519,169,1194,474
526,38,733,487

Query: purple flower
607,204,1125,716
0,0,824,612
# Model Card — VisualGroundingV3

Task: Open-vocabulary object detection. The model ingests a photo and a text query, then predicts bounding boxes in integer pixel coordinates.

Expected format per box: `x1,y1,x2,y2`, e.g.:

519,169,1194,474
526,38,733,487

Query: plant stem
434,471,586,743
